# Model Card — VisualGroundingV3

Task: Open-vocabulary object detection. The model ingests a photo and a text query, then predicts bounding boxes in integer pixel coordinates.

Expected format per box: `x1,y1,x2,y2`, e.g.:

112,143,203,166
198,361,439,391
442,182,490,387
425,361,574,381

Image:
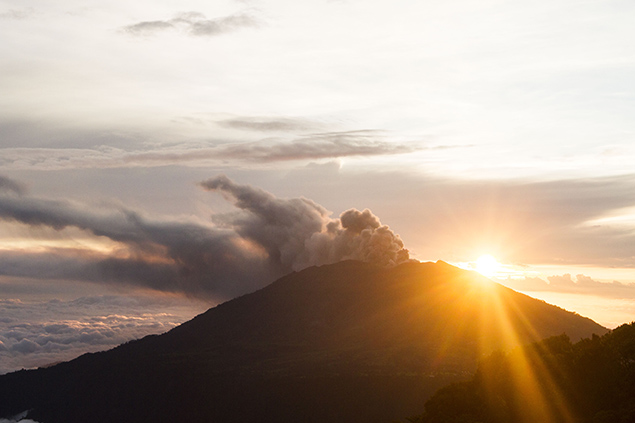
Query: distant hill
0,260,607,423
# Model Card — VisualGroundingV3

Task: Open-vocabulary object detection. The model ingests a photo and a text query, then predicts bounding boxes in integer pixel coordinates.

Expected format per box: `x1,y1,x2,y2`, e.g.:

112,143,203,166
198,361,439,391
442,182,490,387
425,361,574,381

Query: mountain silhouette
0,260,607,423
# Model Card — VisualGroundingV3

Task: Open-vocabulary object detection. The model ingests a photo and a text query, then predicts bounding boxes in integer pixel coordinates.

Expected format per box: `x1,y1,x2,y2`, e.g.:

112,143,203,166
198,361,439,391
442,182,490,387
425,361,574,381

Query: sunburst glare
475,254,500,277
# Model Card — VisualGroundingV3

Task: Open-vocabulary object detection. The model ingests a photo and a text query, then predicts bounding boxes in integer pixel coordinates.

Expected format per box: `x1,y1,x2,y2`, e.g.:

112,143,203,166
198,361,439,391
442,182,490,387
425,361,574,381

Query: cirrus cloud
0,130,420,170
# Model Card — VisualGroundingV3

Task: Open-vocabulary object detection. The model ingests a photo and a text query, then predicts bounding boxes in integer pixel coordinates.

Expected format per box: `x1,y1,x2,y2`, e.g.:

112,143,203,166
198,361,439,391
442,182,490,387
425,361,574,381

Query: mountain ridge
0,260,607,423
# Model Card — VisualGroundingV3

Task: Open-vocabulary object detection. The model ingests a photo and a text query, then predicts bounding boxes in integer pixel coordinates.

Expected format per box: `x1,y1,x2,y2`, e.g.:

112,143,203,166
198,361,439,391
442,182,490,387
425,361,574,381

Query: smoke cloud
0,175,409,299
200,175,410,271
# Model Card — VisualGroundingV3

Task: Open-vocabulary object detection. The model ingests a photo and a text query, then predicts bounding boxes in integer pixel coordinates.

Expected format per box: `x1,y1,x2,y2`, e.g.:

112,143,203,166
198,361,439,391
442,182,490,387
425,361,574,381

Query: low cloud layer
0,176,25,195
0,175,409,299
0,294,205,375
122,11,259,37
0,412,39,423
500,273,635,299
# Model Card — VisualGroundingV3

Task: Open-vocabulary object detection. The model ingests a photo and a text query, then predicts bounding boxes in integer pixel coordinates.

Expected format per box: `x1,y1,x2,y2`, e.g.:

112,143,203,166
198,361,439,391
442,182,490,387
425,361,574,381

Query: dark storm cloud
122,11,259,37
0,175,409,298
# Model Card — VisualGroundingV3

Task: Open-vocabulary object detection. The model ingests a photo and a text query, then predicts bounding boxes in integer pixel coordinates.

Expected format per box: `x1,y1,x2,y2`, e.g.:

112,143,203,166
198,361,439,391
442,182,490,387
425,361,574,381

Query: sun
475,254,500,277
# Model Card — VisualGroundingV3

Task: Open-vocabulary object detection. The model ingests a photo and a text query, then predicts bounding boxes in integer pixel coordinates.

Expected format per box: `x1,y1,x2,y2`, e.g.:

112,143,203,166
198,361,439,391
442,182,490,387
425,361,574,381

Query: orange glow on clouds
0,236,175,266
0,238,120,254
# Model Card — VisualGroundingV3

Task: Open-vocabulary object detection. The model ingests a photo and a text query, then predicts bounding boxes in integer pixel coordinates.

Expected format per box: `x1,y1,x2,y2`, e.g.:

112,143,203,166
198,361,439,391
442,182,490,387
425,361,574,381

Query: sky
1,0,635,373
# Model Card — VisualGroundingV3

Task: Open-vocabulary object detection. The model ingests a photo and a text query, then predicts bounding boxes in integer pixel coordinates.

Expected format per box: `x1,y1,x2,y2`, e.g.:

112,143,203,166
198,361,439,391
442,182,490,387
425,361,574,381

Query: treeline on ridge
408,322,635,423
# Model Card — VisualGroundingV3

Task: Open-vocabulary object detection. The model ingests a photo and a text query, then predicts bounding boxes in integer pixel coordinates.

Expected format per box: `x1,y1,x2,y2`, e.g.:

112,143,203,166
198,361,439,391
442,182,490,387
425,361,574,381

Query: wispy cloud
217,116,325,132
123,20,174,34
214,131,417,162
122,11,260,37
0,9,33,20
0,131,419,170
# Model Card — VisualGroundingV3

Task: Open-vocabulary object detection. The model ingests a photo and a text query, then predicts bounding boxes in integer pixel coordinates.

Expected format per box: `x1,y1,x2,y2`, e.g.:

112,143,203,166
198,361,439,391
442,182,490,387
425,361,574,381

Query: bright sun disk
475,254,499,277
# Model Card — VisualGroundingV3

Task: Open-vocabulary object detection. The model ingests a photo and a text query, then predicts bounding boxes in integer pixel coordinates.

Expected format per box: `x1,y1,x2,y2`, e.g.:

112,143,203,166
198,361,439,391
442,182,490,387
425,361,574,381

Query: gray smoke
200,175,410,270
0,175,409,298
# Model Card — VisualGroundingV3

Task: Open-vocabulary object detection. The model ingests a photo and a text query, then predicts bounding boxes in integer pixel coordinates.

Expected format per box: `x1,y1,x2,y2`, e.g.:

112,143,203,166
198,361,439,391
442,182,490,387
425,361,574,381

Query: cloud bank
0,410,39,423
500,273,635,299
0,175,409,299
0,176,25,195
0,295,204,375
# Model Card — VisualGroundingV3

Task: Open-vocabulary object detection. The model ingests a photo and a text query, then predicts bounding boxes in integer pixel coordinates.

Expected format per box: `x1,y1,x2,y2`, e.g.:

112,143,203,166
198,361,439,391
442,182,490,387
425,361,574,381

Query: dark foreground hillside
0,260,606,423
411,323,635,423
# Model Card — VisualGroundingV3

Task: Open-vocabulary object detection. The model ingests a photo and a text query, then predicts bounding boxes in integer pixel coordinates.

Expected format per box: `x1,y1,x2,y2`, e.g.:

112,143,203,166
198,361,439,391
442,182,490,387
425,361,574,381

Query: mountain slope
0,260,607,423
411,324,635,423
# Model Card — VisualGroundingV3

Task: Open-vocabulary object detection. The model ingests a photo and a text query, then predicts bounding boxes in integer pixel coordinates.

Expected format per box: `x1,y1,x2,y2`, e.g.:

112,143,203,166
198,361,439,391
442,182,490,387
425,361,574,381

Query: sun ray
476,284,577,423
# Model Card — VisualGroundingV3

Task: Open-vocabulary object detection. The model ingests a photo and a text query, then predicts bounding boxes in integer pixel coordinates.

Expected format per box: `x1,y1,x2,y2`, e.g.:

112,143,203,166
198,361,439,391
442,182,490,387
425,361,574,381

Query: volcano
0,260,606,423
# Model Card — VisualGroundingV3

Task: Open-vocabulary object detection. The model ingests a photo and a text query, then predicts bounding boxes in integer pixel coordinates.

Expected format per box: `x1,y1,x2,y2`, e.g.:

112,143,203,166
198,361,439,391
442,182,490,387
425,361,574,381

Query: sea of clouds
0,294,206,375
0,410,38,423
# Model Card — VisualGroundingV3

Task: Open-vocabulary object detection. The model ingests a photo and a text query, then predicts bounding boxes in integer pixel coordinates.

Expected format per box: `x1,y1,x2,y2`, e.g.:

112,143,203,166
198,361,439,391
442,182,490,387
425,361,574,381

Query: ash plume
200,175,410,271
0,175,409,298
